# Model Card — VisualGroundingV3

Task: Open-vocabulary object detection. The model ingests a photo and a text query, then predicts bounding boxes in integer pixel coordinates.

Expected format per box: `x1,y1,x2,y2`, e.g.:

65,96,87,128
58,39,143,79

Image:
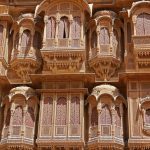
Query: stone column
43,16,48,48
67,93,71,137
97,103,102,137
88,104,92,138
22,106,27,137
52,94,57,137
111,105,116,137
55,20,59,47
96,26,100,54
69,15,73,47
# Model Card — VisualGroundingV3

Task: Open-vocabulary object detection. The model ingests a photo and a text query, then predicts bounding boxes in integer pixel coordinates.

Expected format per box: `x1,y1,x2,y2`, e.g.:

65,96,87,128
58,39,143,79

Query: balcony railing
41,125,52,137
25,126,33,139
132,36,150,48
91,45,117,58
46,39,82,48
55,125,66,136
12,125,22,136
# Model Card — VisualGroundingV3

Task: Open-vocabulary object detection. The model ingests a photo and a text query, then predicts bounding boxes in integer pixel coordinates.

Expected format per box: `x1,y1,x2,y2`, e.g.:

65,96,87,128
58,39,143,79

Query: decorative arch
136,13,150,36
58,16,69,39
71,16,81,40
46,17,56,39
56,97,67,125
42,97,53,126
20,29,31,51
70,96,80,125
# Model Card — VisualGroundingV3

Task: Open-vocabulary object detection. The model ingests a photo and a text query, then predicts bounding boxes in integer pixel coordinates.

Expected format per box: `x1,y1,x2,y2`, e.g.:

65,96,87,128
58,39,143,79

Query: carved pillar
52,94,57,137
88,104,92,138
80,13,84,46
110,30,113,53
67,93,71,137
96,26,100,54
69,15,73,47
2,105,8,138
81,94,84,139
132,16,136,36
43,16,48,48
89,29,92,59
97,103,101,136
55,20,59,47
39,96,43,137
8,104,15,137
22,106,27,136
120,103,123,137
111,105,115,137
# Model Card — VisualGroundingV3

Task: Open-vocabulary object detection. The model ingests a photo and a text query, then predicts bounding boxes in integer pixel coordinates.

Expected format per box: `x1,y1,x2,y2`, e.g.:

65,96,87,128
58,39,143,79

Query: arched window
70,96,80,125
91,106,98,126
0,25,3,46
20,29,31,51
25,107,35,127
99,27,110,45
112,29,119,57
12,106,23,126
56,97,67,125
71,16,81,39
145,109,150,125
136,13,150,36
58,17,69,39
91,31,97,48
100,105,111,125
47,17,56,39
33,31,42,49
42,97,53,126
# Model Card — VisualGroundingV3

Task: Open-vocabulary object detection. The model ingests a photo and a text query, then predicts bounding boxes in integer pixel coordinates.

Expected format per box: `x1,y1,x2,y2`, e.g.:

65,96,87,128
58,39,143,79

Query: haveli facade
0,0,150,150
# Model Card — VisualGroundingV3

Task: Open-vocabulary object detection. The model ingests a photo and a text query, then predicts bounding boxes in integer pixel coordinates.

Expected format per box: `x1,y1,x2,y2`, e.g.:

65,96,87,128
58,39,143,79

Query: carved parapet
132,36,150,70
41,50,85,73
89,56,120,81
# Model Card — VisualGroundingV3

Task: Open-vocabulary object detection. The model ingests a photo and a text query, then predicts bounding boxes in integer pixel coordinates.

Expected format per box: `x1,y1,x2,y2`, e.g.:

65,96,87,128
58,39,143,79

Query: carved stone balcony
41,49,85,73
10,48,41,83
89,46,121,81
132,36,150,70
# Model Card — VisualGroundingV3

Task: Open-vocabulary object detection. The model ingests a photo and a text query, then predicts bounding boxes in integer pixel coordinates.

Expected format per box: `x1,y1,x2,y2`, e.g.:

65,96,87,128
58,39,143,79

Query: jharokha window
42,97,53,126
20,29,31,51
12,106,23,126
136,13,150,36
56,97,67,125
0,25,3,46
47,17,56,39
71,16,81,39
58,16,69,39
99,27,110,45
145,109,150,125
70,96,80,125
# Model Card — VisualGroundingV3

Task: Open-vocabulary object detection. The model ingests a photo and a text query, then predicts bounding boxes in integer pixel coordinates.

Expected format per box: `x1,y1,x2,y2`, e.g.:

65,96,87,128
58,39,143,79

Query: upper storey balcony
0,5,12,76
1,86,39,150
35,0,90,74
88,11,123,81
129,1,150,71
87,85,127,150
10,13,42,83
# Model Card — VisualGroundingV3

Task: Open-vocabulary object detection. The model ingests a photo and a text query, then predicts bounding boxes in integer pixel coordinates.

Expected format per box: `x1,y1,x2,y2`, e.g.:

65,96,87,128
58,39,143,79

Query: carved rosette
89,56,120,81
